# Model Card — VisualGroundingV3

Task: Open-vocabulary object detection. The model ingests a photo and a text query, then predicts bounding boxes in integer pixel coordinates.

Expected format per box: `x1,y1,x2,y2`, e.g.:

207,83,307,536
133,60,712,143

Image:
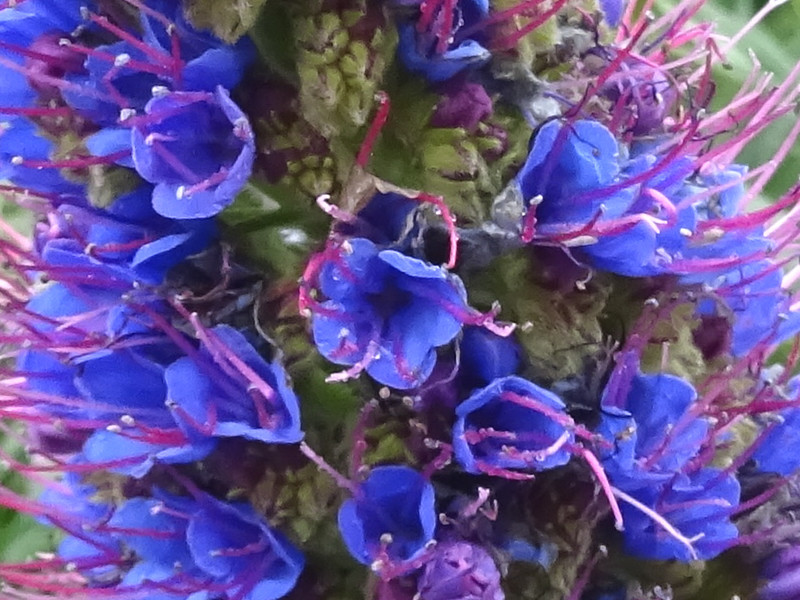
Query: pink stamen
416,192,459,269
299,441,357,493
418,0,445,33
356,91,390,169
86,12,175,68
578,447,625,531
491,0,568,52
456,0,547,42
435,0,456,55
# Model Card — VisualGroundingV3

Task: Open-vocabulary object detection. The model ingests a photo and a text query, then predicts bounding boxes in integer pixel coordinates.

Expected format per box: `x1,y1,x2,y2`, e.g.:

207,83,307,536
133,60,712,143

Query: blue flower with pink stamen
308,237,474,389
129,86,255,218
396,0,491,82
338,465,437,567
453,375,574,477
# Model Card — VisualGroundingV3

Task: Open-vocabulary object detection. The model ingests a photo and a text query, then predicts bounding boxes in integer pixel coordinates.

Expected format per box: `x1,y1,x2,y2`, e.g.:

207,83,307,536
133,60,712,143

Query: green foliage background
0,0,798,565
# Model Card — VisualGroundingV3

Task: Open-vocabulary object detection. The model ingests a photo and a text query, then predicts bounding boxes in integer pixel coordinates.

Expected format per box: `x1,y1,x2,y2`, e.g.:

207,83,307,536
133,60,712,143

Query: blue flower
0,117,82,194
695,260,800,356
339,192,418,245
129,86,255,218
752,377,800,476
516,119,689,276
397,0,491,82
79,323,304,477
596,369,739,561
459,326,521,389
338,465,436,566
165,325,304,445
515,119,769,279
310,237,470,389
62,2,254,125
598,371,708,480
453,375,574,477
104,490,304,600
0,0,85,108
620,468,740,561
185,494,305,600
753,406,800,476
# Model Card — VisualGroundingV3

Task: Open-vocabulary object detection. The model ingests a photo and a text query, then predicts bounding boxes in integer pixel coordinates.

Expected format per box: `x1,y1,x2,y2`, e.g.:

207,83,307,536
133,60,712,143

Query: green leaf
183,0,269,43
0,513,60,563
219,181,282,228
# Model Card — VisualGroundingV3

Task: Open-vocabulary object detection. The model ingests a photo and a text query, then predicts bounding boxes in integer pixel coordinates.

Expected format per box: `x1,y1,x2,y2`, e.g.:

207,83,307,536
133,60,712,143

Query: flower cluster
2,1,800,599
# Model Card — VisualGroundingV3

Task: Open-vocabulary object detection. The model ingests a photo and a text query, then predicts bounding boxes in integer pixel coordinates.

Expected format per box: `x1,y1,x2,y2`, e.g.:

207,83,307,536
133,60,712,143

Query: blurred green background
0,0,799,563
695,0,800,200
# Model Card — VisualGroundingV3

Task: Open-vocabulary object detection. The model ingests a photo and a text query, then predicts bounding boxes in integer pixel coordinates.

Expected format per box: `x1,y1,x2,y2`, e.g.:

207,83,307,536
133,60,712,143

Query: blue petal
85,128,134,168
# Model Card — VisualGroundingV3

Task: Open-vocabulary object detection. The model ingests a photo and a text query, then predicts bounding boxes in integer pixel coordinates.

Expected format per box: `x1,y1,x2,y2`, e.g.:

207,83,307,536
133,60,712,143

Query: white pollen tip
151,85,171,98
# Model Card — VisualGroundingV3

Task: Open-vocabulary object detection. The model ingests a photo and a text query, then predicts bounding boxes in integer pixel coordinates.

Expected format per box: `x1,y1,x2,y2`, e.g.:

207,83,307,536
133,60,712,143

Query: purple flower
761,546,800,600
430,81,494,132
416,540,504,600
397,0,491,82
338,465,436,566
309,237,471,389
453,376,574,477
129,86,255,218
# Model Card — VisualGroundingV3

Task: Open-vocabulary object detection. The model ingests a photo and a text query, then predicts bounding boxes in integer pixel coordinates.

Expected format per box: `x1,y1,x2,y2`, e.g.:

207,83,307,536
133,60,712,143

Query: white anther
151,85,171,98
529,194,544,206
119,108,137,121
114,53,131,67
11,156,23,165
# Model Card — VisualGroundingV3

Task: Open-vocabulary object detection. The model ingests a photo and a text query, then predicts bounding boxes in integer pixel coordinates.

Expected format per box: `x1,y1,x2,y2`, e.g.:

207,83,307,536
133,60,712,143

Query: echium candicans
4,0,800,599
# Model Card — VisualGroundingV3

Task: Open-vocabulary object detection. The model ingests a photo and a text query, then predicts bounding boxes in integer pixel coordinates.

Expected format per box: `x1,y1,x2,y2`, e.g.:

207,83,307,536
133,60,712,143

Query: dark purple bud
431,81,493,133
